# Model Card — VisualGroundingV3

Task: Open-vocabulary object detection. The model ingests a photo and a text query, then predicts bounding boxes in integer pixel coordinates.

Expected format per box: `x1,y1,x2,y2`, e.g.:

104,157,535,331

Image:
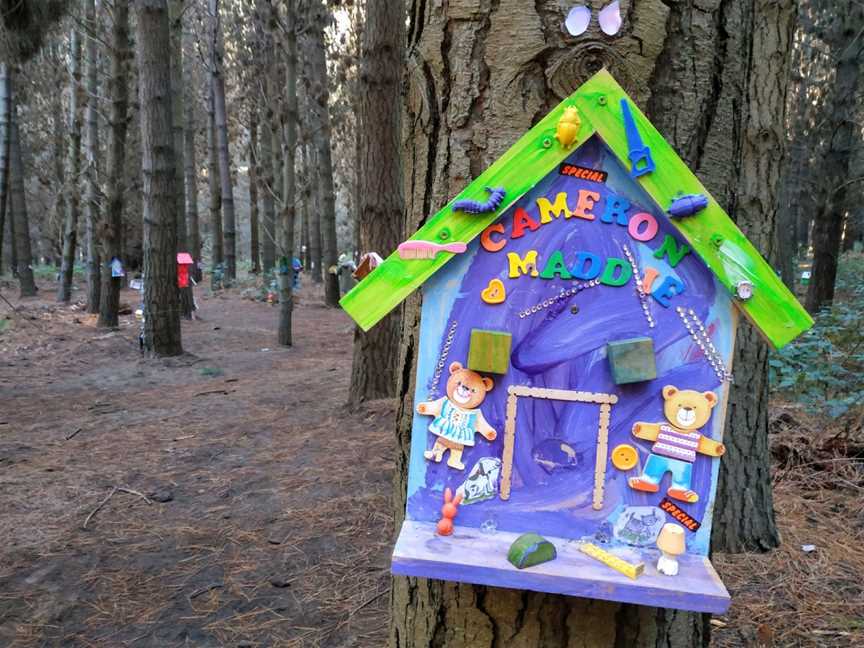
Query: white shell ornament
564,6,591,36
598,1,623,36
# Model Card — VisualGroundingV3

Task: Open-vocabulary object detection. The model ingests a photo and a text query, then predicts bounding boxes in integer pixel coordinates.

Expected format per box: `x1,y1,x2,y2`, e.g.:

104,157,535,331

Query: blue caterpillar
453,187,506,214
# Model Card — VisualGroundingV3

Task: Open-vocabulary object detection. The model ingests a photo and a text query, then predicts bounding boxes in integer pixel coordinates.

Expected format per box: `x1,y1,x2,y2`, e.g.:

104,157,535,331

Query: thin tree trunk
51,49,66,270
806,3,863,313
135,0,182,357
58,27,83,302
9,92,37,297
259,117,276,274
307,144,322,284
301,183,310,269
98,0,129,329
303,3,338,305
277,0,297,347
184,69,201,281
83,0,101,313
209,0,236,282
0,63,10,275
349,0,403,404
168,0,192,318
6,166,18,279
249,109,260,273
207,83,224,271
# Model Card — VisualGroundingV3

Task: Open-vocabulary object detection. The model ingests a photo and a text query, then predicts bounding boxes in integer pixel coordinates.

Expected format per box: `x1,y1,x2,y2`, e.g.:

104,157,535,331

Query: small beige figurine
656,523,686,576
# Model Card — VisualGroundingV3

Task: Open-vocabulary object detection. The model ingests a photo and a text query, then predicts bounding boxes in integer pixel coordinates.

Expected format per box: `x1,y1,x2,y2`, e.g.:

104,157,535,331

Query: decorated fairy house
340,71,812,614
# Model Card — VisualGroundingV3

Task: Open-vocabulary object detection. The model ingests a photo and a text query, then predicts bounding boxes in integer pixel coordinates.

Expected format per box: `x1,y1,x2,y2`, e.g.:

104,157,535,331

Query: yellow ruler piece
578,542,645,580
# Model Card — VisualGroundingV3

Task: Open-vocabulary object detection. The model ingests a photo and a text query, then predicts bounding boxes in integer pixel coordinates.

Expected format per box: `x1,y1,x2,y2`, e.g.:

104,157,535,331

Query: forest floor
0,276,861,648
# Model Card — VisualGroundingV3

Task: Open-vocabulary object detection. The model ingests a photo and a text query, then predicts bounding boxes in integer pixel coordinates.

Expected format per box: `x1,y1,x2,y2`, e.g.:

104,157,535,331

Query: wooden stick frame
500,386,618,509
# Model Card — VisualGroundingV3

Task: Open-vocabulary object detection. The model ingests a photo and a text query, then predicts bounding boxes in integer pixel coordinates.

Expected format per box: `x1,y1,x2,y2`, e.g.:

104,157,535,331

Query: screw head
735,280,754,300
542,137,553,148
570,306,579,314
437,228,450,241
598,95,607,106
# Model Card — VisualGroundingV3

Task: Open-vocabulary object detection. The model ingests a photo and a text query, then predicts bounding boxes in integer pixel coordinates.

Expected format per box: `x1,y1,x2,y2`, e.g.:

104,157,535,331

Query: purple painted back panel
409,136,734,556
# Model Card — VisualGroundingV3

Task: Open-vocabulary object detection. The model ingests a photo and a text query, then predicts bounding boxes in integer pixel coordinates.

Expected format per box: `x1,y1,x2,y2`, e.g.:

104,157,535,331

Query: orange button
611,444,638,471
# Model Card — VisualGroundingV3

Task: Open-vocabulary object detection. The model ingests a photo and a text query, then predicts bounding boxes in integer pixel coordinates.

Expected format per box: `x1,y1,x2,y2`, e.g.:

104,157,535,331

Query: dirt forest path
0,283,394,647
2,282,863,647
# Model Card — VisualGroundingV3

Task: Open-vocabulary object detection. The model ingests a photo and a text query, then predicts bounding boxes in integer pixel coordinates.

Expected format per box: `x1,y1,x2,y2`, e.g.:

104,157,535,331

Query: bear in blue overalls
416,362,497,470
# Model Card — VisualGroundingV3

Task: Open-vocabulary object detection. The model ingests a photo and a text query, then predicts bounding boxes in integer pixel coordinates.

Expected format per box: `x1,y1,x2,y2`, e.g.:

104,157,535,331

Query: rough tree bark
249,108,260,273
83,0,101,313
303,1,339,305
389,1,794,645
135,0,182,357
8,89,37,296
805,2,863,313
348,0,404,404
209,0,237,282
277,0,297,347
207,83,224,270
58,26,82,302
169,0,193,318
98,0,129,328
711,0,795,554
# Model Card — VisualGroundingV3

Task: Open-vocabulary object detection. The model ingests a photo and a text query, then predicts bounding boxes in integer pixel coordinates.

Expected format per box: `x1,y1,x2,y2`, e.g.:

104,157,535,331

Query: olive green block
467,329,512,375
507,533,557,570
607,337,656,385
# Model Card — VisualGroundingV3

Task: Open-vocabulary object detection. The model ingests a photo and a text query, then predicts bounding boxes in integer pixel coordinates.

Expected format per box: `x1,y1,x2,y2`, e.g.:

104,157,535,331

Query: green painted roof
340,69,812,350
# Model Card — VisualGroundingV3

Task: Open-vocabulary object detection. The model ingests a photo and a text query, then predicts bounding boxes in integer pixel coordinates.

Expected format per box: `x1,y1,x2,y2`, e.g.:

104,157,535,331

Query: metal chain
621,242,656,329
427,320,458,399
517,280,600,319
676,306,733,382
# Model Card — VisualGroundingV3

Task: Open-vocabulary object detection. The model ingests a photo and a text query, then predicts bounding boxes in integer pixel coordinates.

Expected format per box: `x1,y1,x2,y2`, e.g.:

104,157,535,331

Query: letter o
628,212,659,242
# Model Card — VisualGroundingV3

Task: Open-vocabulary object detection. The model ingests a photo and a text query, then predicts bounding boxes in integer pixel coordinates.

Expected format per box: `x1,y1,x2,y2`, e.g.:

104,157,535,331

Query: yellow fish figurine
555,107,581,147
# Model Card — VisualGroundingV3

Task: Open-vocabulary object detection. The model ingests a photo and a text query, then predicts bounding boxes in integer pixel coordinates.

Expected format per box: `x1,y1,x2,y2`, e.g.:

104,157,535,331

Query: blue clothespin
620,99,655,178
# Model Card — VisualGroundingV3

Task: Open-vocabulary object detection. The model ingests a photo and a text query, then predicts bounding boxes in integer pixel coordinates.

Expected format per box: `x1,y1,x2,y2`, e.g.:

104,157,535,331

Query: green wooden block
467,329,512,375
507,533,557,570
607,337,656,385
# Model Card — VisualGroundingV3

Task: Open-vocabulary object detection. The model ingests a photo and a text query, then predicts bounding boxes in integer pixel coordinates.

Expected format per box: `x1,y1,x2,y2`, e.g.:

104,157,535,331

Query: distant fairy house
341,71,811,614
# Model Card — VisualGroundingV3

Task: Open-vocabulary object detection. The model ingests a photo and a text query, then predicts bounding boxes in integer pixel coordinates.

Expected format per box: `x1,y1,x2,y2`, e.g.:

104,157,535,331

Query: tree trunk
9,90,37,297
51,48,66,269
83,0,101,313
135,0,182,357
307,144,322,284
390,1,791,644
98,0,130,329
711,0,795,553
249,109,260,274
207,82,224,271
58,27,83,302
805,3,863,313
168,0,193,318
184,62,201,282
277,0,297,347
209,0,237,282
0,63,10,275
303,2,339,305
349,0,404,404
259,116,276,274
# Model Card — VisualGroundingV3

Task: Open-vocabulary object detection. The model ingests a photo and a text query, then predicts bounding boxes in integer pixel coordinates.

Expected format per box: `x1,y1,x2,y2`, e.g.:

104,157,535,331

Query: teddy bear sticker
627,385,725,503
416,361,497,470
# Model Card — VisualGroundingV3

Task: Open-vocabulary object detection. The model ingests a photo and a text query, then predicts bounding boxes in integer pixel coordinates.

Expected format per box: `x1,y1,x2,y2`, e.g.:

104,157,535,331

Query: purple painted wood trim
392,521,730,614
